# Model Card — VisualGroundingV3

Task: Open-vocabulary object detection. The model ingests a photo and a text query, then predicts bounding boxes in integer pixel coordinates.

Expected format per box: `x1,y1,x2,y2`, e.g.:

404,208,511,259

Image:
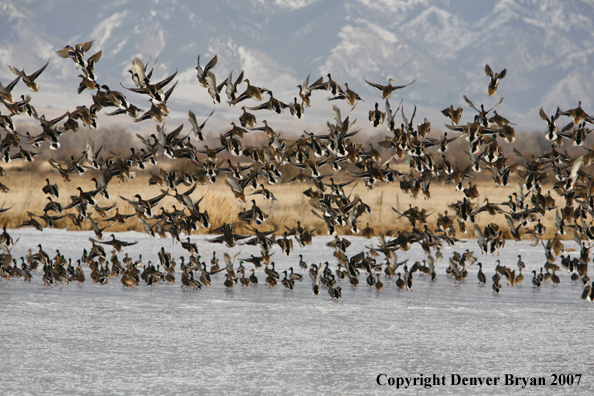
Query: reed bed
0,163,563,241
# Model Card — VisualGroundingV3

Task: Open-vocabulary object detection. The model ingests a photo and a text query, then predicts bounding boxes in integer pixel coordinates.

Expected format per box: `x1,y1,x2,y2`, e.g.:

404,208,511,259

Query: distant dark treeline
13,121,594,182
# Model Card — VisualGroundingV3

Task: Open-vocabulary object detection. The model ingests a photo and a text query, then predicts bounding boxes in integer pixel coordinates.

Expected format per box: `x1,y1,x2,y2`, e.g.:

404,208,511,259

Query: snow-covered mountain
1,0,593,134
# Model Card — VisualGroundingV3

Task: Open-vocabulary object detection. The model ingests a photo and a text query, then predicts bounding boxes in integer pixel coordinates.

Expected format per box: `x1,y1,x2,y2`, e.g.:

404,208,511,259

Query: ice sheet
1,229,592,395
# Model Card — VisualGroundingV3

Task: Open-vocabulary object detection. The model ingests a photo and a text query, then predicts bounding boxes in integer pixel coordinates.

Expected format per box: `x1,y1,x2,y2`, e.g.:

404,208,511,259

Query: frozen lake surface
1,229,593,395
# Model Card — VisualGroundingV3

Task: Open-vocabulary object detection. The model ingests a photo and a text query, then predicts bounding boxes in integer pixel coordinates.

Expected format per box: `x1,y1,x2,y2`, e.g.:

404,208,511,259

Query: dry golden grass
0,163,565,241
0,126,585,244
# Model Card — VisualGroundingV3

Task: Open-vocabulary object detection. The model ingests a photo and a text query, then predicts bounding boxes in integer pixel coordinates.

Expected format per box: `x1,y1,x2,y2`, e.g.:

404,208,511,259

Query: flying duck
485,64,506,97
364,78,415,99
8,61,49,92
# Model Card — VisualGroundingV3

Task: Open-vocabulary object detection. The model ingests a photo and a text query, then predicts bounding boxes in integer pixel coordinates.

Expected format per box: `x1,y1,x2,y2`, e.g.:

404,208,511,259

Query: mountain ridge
1,0,593,134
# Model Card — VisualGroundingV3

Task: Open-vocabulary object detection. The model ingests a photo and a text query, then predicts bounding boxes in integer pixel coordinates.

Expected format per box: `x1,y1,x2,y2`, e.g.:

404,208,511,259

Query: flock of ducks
1,228,592,301
1,40,593,301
